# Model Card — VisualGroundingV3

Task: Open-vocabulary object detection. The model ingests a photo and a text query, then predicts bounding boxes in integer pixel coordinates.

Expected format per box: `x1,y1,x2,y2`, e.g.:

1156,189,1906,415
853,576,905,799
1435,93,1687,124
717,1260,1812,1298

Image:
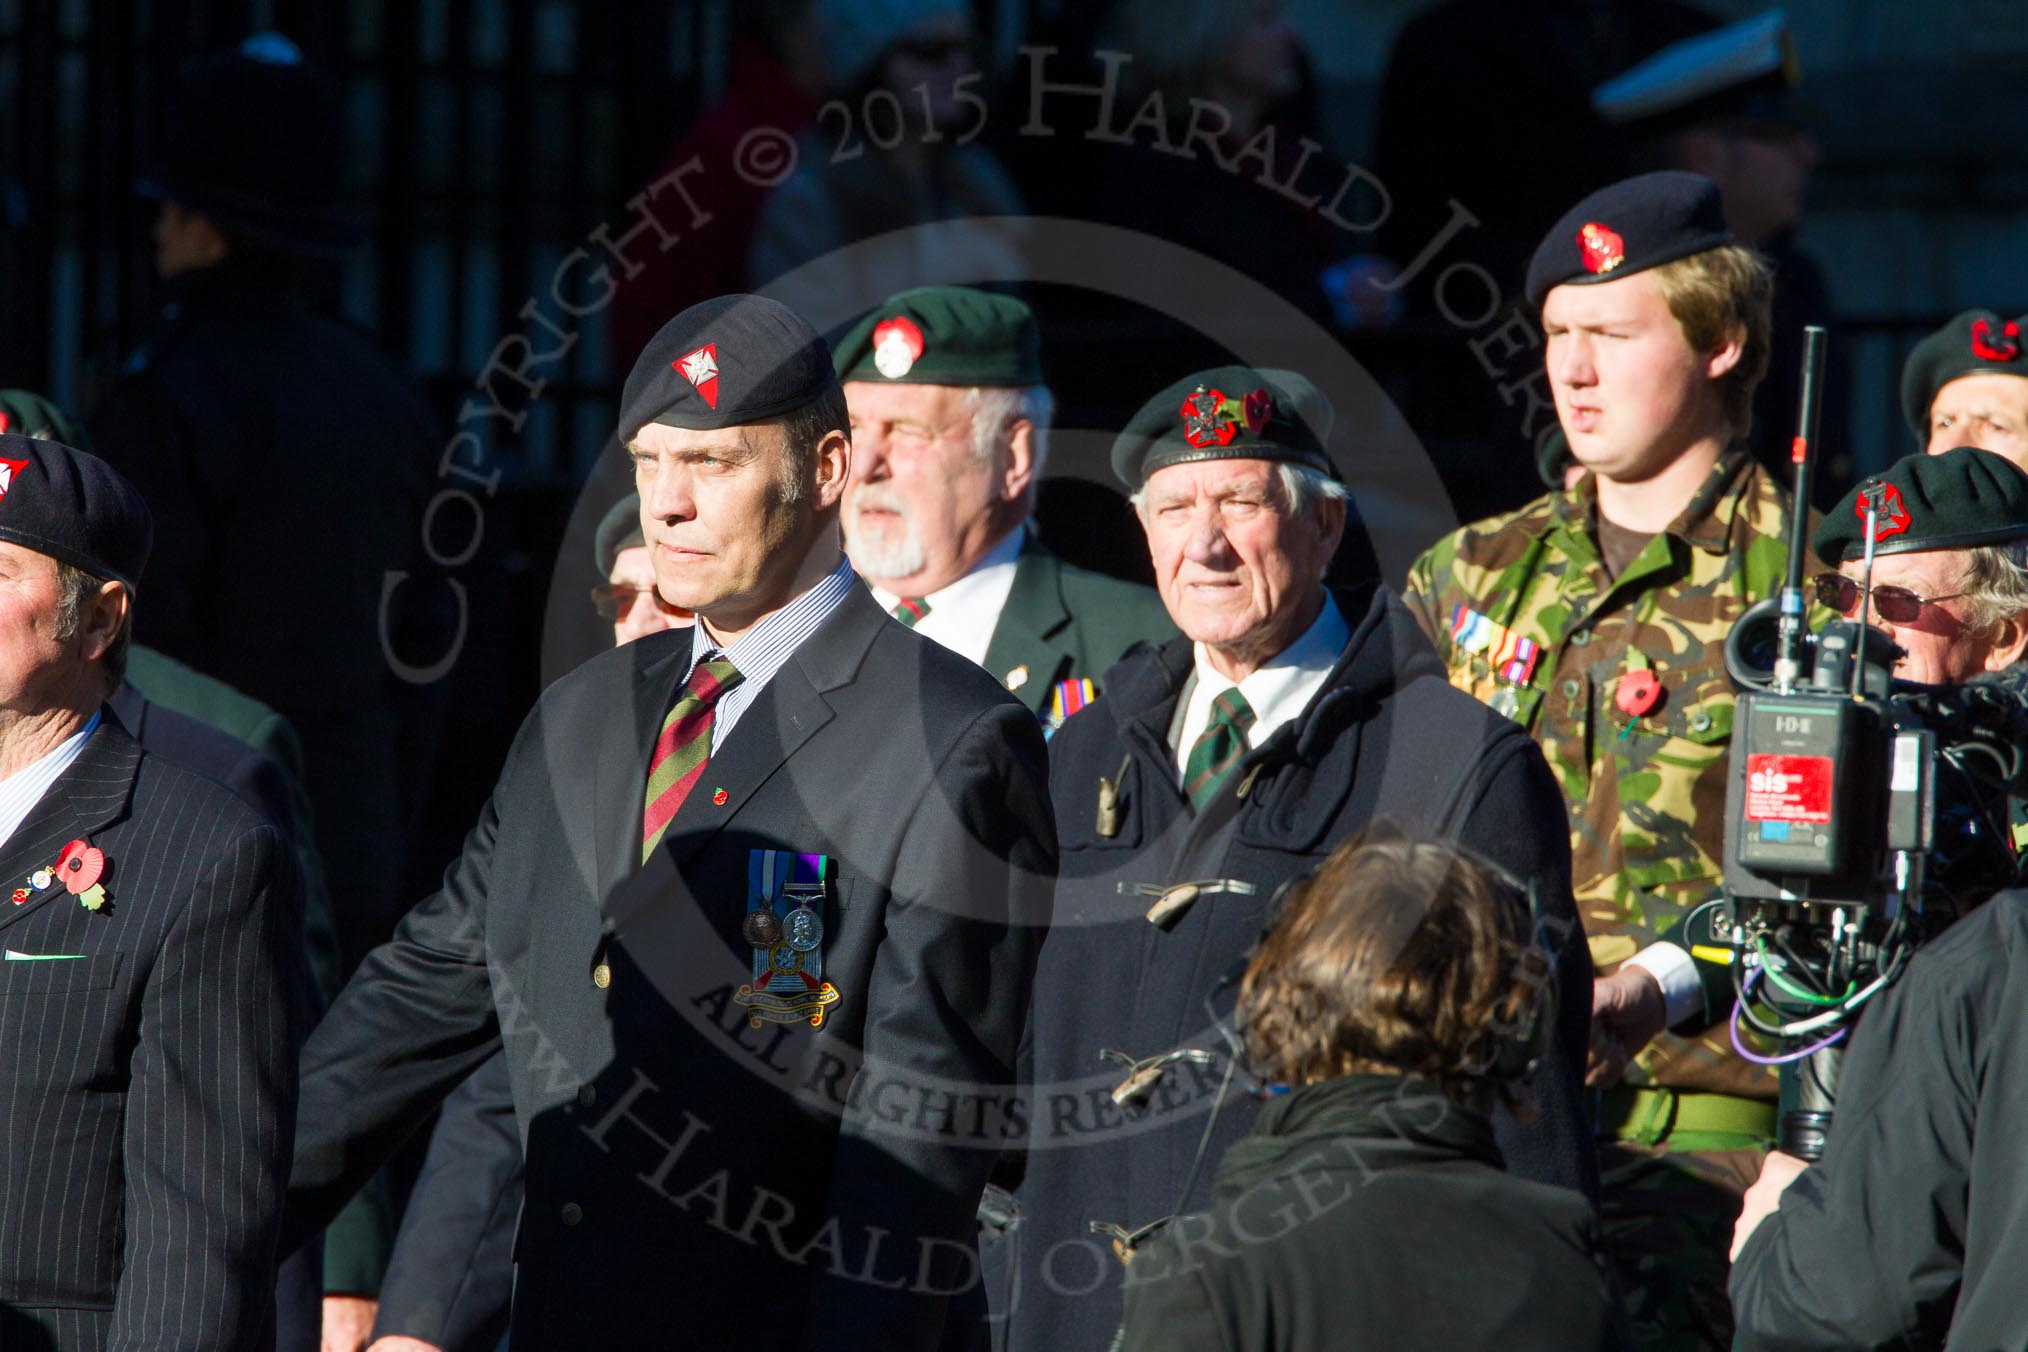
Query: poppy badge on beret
1578,222,1627,276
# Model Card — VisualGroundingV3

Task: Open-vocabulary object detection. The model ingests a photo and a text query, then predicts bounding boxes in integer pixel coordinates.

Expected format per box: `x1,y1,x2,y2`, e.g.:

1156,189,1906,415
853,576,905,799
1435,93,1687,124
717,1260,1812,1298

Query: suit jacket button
592,963,612,989
560,1202,584,1227
578,1084,598,1108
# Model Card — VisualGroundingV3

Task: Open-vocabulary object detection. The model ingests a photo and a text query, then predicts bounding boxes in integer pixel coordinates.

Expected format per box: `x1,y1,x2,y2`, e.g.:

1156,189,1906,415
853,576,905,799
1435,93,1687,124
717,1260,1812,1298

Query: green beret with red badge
1110,365,1337,489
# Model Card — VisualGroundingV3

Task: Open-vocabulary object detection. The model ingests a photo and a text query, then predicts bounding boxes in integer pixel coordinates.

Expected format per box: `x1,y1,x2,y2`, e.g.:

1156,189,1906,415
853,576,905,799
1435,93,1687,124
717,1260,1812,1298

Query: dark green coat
980,543,1177,723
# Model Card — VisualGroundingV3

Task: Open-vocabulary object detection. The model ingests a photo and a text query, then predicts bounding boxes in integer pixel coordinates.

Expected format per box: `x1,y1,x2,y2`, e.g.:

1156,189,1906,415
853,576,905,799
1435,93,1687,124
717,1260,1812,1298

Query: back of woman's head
1238,831,1550,1099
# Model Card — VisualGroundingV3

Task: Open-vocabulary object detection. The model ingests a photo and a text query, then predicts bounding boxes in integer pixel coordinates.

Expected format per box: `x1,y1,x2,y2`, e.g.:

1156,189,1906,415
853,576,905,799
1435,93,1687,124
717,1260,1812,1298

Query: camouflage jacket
1403,448,1805,1096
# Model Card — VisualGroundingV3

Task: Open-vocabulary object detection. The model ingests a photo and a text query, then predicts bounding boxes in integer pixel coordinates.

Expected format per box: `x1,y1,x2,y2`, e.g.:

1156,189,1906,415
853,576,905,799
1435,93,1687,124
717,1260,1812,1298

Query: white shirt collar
0,709,103,854
868,526,1026,668
1171,595,1350,778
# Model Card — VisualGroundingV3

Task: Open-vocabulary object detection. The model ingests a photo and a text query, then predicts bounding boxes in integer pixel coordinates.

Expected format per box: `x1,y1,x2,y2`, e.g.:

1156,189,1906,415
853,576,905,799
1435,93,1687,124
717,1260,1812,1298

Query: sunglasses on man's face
589,584,689,622
1812,572,1966,625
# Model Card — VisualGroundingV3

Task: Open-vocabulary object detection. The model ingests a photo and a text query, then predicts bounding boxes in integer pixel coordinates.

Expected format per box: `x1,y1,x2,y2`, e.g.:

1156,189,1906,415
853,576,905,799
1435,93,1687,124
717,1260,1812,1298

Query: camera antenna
1854,485,1884,700
1775,325,1829,693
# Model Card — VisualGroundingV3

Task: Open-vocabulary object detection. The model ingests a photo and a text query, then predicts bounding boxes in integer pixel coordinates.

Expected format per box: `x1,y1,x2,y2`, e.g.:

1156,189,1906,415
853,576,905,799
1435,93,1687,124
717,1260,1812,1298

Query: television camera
1718,328,2028,1160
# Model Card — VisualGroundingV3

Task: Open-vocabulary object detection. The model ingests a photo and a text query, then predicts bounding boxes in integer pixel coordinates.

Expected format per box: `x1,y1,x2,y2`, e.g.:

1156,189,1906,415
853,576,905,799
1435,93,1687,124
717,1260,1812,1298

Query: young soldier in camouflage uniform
1402,172,1803,1351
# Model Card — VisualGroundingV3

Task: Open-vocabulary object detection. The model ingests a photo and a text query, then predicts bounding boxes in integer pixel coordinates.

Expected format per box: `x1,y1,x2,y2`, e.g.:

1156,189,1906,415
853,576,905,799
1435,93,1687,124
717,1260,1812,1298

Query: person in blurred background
1595,9,1847,505
87,33,442,990
834,285,1174,727
608,0,829,368
747,0,1024,304
83,36,443,1348
1901,308,2028,469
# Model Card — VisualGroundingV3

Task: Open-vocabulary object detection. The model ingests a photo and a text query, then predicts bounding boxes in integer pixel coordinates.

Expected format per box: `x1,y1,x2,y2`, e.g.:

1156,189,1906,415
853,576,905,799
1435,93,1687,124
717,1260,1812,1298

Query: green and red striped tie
641,656,743,862
1182,687,1255,812
890,597,930,628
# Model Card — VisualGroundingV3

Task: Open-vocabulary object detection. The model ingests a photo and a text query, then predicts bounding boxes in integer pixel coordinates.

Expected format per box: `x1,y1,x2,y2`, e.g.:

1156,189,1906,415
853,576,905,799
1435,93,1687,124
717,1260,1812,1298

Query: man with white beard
836,286,1175,731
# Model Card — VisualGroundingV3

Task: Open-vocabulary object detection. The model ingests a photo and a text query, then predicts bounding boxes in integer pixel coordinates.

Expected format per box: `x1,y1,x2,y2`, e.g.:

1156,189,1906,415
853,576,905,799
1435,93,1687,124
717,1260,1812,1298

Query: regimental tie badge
734,849,840,1029
675,343,720,409
0,456,26,504
871,315,926,379
1578,222,1626,276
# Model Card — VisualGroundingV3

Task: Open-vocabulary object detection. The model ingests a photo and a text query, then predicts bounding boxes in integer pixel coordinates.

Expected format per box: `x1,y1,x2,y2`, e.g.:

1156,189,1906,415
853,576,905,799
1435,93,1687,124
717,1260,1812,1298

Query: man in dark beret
0,434,304,1351
997,366,1593,1352
1402,170,1800,1348
284,293,1057,1351
1901,308,2028,468
834,285,1174,728
1807,446,2028,685
367,489,692,1352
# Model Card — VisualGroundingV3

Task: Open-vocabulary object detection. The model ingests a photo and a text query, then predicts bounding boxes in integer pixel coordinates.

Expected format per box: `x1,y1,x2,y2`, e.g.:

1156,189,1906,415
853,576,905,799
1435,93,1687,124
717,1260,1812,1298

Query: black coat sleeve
1453,732,1599,1204
284,786,506,1255
796,700,1058,1352
110,824,303,1352
1728,915,1995,1350
372,1051,522,1351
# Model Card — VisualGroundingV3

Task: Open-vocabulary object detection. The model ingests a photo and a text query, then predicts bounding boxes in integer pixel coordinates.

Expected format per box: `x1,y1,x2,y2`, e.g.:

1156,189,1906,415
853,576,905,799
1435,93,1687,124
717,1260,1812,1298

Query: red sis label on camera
1745,755,1834,823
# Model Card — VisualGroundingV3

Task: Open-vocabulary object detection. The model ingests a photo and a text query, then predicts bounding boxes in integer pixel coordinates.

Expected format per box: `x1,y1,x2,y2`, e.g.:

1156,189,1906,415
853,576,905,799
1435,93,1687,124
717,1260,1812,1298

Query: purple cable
1730,969,1851,1065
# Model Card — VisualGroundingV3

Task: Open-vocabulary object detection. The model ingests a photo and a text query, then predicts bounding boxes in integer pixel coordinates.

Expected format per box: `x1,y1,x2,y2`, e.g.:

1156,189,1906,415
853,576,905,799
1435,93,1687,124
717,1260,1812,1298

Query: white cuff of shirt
1624,941,1704,1029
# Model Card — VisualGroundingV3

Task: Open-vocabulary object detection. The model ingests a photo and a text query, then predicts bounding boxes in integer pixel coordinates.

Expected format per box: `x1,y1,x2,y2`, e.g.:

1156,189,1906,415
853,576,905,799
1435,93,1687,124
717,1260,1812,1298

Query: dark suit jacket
1001,583,1594,1352
978,543,1177,716
287,582,1057,1350
0,718,302,1351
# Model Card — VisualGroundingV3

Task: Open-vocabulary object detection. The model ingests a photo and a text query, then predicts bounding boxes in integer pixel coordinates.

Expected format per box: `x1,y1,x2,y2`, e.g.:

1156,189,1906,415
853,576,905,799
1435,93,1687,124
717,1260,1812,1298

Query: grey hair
967,385,1053,466
968,385,1054,509
1127,462,1349,519
1955,540,2028,635
52,561,132,680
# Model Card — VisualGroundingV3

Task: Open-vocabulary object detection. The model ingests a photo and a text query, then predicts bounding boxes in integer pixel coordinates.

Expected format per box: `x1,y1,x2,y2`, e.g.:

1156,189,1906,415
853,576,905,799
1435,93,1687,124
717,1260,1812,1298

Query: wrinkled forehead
1838,546,1966,588
1931,371,2028,418
629,421,764,457
841,379,969,423
1140,457,1281,505
0,537,60,577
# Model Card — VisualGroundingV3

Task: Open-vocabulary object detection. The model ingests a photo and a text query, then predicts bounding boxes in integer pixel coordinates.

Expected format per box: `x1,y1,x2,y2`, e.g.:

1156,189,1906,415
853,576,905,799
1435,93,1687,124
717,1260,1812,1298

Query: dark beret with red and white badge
0,433,153,591
617,293,841,444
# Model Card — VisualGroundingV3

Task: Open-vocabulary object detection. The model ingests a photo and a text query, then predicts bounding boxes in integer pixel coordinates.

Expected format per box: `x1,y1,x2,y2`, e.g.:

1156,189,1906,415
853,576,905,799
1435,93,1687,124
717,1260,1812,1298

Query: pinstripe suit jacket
0,717,302,1352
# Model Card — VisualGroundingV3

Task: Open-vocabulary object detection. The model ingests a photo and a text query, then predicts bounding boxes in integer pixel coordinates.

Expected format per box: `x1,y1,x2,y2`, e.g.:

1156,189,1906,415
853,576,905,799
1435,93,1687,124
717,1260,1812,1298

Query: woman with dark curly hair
1116,830,1631,1352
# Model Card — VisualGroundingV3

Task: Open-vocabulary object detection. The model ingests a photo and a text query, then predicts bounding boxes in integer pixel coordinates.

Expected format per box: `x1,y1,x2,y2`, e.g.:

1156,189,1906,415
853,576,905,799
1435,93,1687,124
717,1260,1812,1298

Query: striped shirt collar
689,554,856,752
0,708,102,854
